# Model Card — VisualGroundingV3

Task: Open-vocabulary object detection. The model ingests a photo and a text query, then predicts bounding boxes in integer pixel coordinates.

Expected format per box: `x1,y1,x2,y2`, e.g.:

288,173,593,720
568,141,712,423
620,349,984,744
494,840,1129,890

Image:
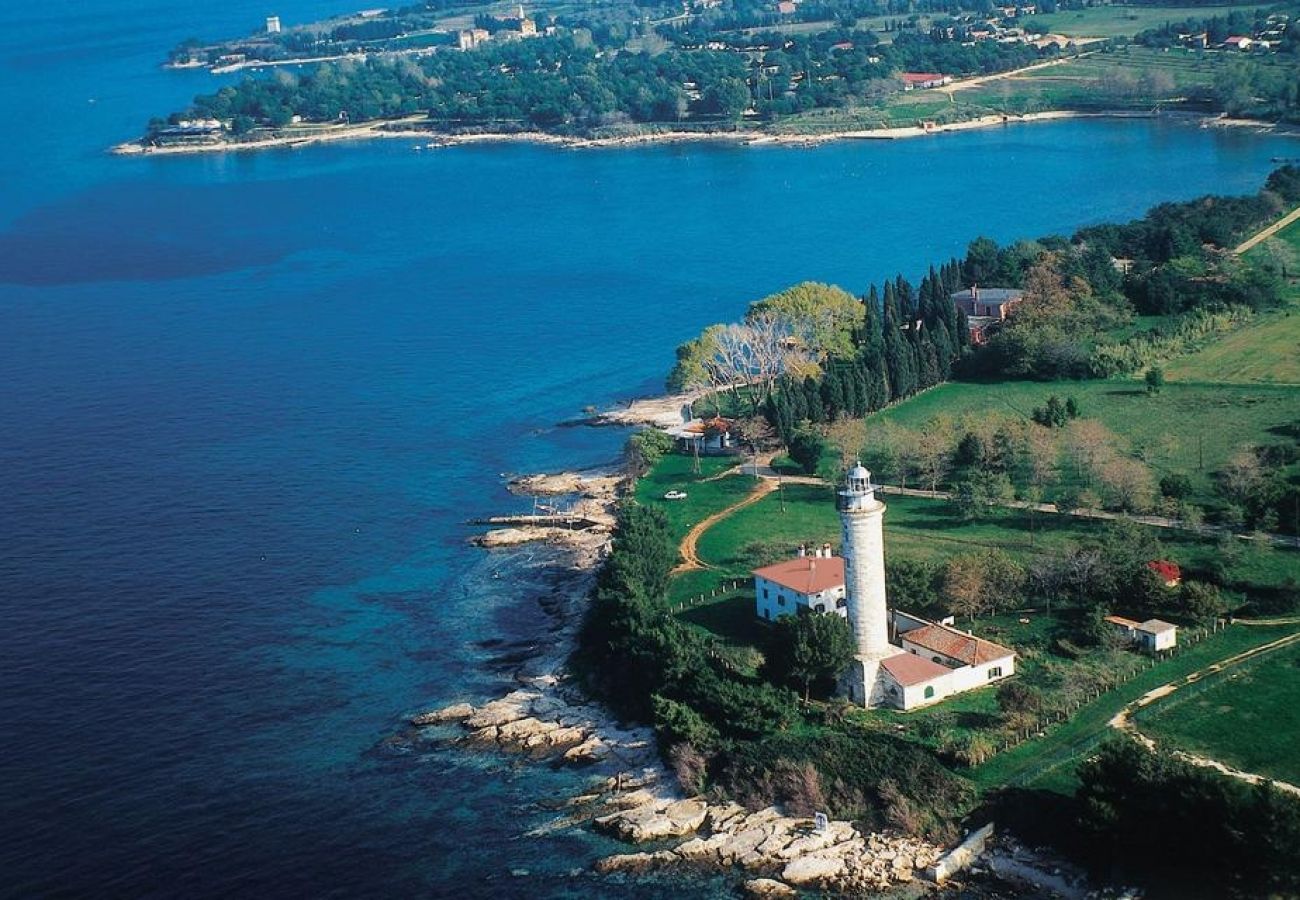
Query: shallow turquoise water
1,2,1298,895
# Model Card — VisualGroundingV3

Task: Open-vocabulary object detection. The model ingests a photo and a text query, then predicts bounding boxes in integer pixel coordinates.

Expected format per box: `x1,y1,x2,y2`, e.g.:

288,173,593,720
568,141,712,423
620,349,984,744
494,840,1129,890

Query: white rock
742,878,796,898
781,854,845,886
411,702,474,725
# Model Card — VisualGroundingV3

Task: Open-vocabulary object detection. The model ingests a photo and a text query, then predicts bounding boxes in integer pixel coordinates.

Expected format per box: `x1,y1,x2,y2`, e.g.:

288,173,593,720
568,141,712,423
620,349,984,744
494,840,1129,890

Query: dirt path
1109,628,1300,796
673,480,776,574
1234,203,1300,255
940,52,1099,95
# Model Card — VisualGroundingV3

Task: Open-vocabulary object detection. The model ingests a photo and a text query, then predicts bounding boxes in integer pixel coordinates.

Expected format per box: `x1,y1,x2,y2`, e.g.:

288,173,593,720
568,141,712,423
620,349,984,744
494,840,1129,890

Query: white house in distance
751,467,1017,711
1105,615,1178,652
753,546,846,622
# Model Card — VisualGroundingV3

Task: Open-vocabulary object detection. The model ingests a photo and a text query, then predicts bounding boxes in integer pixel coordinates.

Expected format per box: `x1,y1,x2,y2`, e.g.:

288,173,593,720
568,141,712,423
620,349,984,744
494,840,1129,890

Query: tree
1144,365,1165,394
942,549,1024,621
787,426,826,476
763,612,856,701
1179,581,1227,624
747,282,863,361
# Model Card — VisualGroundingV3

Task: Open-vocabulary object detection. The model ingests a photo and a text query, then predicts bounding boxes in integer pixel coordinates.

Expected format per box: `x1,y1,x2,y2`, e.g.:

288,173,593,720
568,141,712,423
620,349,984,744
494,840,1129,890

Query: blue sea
1,2,1297,896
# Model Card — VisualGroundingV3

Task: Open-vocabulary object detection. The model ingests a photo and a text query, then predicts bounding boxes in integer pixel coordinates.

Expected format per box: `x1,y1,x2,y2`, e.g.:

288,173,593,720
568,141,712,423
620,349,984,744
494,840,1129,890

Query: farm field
1136,639,1300,785
1028,4,1274,38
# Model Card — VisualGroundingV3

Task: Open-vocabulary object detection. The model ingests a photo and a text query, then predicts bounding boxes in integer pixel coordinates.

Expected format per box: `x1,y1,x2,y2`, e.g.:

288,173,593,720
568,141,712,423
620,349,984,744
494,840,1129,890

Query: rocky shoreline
412,689,946,896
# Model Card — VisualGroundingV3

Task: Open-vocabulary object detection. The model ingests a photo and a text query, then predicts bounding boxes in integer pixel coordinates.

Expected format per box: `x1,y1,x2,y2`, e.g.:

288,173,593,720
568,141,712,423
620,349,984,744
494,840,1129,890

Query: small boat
663,490,688,501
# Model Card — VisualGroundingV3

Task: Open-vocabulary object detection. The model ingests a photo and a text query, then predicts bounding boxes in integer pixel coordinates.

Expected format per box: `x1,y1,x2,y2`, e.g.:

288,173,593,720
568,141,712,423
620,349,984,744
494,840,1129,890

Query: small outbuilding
1105,615,1178,652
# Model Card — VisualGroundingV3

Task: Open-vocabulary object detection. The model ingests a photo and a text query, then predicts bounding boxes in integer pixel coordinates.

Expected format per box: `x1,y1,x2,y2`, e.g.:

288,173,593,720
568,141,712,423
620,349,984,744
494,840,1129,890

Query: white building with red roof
753,547,846,622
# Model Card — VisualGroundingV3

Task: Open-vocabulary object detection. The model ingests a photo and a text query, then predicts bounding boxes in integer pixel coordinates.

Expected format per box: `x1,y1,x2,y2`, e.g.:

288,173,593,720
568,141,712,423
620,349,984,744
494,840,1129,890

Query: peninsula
419,166,1300,897
122,0,1300,154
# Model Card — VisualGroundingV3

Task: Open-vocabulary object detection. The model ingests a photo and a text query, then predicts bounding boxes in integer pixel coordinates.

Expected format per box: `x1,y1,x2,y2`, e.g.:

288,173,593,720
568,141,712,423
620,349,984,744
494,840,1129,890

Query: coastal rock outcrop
592,800,943,894
410,687,658,768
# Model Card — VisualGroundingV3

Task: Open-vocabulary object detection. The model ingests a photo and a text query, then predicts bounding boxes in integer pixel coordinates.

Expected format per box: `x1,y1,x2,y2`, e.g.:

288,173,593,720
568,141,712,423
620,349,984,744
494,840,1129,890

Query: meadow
1137,638,1300,785
1166,218,1300,385
1028,4,1275,39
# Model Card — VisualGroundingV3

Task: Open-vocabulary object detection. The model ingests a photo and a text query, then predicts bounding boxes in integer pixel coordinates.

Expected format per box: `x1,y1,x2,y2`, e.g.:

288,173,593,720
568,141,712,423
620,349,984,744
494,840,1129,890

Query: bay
1,1,1298,896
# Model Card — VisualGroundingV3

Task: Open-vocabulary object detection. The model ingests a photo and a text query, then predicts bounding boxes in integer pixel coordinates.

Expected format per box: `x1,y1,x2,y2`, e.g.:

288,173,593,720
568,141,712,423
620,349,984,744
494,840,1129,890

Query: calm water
2,2,1297,896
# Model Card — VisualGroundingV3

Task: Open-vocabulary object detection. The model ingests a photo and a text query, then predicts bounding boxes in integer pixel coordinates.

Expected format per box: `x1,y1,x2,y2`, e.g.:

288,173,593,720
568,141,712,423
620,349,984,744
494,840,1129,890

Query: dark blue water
2,2,1297,895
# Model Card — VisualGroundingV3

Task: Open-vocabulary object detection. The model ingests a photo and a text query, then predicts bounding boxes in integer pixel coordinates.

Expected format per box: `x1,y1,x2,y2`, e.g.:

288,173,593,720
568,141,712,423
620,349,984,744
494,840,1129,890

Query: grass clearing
1028,4,1274,39
967,623,1299,793
1166,216,1300,384
1137,638,1300,785
866,378,1300,501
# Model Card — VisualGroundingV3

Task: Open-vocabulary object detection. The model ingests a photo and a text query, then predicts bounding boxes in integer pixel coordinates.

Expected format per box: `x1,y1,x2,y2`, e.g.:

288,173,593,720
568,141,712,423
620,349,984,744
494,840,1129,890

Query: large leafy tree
763,611,856,701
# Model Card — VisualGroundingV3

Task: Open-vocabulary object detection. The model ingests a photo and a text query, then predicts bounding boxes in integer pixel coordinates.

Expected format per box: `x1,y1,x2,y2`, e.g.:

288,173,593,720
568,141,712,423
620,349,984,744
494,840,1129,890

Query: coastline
110,109,1296,159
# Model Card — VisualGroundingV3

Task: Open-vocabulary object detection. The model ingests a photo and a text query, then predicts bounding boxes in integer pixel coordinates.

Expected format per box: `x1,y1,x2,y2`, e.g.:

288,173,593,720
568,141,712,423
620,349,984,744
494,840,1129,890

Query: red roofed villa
753,547,846,621
900,72,952,90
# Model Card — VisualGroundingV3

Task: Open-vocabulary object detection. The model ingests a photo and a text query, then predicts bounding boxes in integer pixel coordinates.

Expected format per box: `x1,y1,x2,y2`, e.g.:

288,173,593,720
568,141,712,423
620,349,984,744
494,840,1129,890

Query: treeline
155,17,1053,136
1077,737,1300,898
573,502,972,837
166,36,756,133
722,168,1300,458
764,264,970,453
974,165,1298,379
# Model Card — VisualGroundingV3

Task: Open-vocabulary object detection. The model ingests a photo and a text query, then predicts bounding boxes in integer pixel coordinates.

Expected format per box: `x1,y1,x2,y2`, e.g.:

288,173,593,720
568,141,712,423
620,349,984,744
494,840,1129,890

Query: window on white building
988,666,1003,679
924,686,935,699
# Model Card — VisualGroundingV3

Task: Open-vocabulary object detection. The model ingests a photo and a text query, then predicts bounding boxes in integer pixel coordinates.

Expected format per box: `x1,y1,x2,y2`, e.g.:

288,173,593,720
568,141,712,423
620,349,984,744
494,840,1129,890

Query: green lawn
634,454,754,548
1137,638,1300,785
676,477,1296,592
1166,215,1300,385
1028,4,1274,38
967,623,1299,793
865,378,1300,502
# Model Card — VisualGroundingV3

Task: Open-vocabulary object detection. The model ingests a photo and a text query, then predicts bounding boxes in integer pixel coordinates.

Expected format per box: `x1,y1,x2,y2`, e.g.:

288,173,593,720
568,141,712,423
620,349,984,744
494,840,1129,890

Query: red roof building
900,72,952,89
753,556,847,621
1147,560,1182,586
899,623,1013,667
881,652,951,687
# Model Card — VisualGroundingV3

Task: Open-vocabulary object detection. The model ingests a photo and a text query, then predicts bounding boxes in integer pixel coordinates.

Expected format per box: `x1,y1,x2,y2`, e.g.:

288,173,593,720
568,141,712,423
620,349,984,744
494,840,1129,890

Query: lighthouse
837,464,903,706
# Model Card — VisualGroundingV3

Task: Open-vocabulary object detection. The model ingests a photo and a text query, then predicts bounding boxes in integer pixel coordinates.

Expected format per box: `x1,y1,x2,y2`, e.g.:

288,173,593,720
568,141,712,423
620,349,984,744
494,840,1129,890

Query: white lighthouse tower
837,464,902,706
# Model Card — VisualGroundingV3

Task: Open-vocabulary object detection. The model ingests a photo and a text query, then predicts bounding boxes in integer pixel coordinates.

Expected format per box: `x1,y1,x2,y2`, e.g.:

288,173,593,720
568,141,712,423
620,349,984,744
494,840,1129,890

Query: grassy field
865,378,1300,500
1028,4,1274,38
966,623,1299,793
1137,637,1300,785
1166,217,1300,385
687,482,1297,586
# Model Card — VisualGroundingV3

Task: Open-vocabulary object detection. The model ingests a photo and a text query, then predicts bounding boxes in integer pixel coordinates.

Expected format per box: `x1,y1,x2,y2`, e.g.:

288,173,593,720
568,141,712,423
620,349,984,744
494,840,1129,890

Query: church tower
837,464,901,706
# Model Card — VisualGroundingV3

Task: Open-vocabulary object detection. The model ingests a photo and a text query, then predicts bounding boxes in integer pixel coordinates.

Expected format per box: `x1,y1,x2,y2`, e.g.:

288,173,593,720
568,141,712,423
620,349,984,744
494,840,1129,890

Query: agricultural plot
1028,4,1275,39
1137,639,1300,786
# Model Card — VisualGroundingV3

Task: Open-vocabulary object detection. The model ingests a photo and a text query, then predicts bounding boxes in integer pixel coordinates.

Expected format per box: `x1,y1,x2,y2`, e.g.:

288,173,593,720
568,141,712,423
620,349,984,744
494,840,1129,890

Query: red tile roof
901,623,1013,666
1147,560,1182,583
1105,615,1142,629
881,652,952,687
753,556,845,596
901,72,946,83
